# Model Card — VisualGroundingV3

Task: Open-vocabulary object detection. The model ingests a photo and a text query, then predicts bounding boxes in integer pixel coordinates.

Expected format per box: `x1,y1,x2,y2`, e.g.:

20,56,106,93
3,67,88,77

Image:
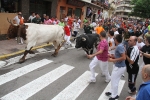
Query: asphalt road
0,43,143,100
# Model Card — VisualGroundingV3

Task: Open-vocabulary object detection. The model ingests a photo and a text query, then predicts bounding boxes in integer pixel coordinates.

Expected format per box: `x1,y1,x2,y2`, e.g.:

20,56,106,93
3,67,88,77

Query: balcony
117,14,129,18
116,3,132,7
115,9,131,13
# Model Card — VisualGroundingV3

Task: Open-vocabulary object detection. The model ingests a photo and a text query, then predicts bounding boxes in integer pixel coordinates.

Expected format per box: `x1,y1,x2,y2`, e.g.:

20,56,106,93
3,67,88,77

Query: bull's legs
19,47,33,63
83,48,89,55
85,50,89,55
51,41,65,57
51,44,61,57
90,49,94,54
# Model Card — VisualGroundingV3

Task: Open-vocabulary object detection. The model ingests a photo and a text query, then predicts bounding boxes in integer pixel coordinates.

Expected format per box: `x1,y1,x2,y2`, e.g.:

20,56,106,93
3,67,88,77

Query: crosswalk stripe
36,48,47,53
52,71,98,100
0,59,53,86
98,80,125,100
0,64,74,100
4,54,36,67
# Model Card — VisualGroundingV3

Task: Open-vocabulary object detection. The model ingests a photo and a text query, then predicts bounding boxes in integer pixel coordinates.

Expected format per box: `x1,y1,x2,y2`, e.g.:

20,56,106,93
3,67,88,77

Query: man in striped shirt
125,36,140,96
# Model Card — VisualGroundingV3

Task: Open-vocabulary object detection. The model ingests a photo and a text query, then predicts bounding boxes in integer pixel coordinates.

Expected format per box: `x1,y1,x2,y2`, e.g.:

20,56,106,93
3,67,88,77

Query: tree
129,0,150,18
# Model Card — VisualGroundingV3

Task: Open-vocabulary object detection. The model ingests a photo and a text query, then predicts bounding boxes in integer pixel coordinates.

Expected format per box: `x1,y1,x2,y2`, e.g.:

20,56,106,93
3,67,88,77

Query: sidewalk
0,39,51,60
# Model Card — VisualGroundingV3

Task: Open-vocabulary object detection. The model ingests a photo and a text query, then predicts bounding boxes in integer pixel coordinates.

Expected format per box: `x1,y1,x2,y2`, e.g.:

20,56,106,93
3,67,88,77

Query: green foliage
130,0,150,18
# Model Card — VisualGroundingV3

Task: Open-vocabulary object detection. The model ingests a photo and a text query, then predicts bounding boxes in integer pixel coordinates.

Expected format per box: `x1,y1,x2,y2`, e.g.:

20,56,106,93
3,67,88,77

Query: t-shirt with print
115,43,126,67
125,45,139,74
96,39,108,61
108,37,115,54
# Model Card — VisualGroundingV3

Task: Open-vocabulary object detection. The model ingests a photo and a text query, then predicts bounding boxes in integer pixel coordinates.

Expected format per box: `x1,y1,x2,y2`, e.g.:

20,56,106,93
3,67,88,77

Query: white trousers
64,35,72,45
89,56,110,81
109,65,126,98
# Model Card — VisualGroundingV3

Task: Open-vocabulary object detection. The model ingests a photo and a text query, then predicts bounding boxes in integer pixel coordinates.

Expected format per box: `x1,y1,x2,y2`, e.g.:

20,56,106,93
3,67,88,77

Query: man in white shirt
28,12,35,23
72,19,80,39
13,12,24,25
13,12,24,41
108,31,115,55
137,37,145,50
112,27,119,36
77,17,81,25
64,15,68,22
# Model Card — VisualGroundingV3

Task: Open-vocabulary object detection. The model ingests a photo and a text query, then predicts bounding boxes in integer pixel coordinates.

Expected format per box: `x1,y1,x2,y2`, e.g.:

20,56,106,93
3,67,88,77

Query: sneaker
122,74,125,77
18,43,23,45
105,79,110,83
88,79,96,83
109,95,119,100
131,94,136,98
105,92,111,96
128,90,137,95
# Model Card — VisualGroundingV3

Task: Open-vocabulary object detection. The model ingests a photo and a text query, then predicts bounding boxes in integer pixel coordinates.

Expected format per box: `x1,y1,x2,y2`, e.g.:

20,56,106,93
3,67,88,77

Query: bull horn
7,17,11,24
82,37,86,41
7,17,18,26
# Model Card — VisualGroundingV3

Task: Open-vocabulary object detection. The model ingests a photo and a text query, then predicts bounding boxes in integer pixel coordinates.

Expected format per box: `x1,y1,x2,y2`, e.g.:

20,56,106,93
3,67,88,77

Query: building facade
0,0,109,37
81,0,109,22
0,0,58,36
57,0,85,20
115,0,133,19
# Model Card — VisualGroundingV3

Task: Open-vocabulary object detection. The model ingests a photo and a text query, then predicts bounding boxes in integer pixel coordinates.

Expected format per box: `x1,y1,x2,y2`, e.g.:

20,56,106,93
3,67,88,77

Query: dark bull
75,34,100,55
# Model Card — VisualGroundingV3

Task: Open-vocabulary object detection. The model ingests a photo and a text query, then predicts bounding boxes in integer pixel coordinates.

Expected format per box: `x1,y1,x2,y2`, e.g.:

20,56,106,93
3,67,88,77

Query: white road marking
4,54,36,67
52,71,98,100
0,59,52,86
36,48,47,53
0,61,7,68
0,64,74,100
98,80,125,100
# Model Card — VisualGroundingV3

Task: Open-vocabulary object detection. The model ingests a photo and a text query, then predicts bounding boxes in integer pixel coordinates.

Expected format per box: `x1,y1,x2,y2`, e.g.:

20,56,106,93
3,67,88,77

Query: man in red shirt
64,22,72,48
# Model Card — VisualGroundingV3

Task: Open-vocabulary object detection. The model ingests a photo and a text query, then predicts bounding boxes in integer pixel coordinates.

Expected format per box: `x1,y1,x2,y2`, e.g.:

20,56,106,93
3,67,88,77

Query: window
74,8,81,18
30,0,52,17
86,7,92,18
0,0,19,13
67,8,73,16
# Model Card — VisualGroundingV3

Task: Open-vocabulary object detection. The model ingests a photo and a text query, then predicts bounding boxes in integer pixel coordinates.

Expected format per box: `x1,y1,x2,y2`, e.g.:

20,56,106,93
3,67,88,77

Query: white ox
19,23,65,63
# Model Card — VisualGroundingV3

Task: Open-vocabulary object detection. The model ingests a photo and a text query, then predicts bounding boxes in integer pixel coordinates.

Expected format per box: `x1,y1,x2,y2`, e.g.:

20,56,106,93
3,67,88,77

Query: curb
0,43,52,60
